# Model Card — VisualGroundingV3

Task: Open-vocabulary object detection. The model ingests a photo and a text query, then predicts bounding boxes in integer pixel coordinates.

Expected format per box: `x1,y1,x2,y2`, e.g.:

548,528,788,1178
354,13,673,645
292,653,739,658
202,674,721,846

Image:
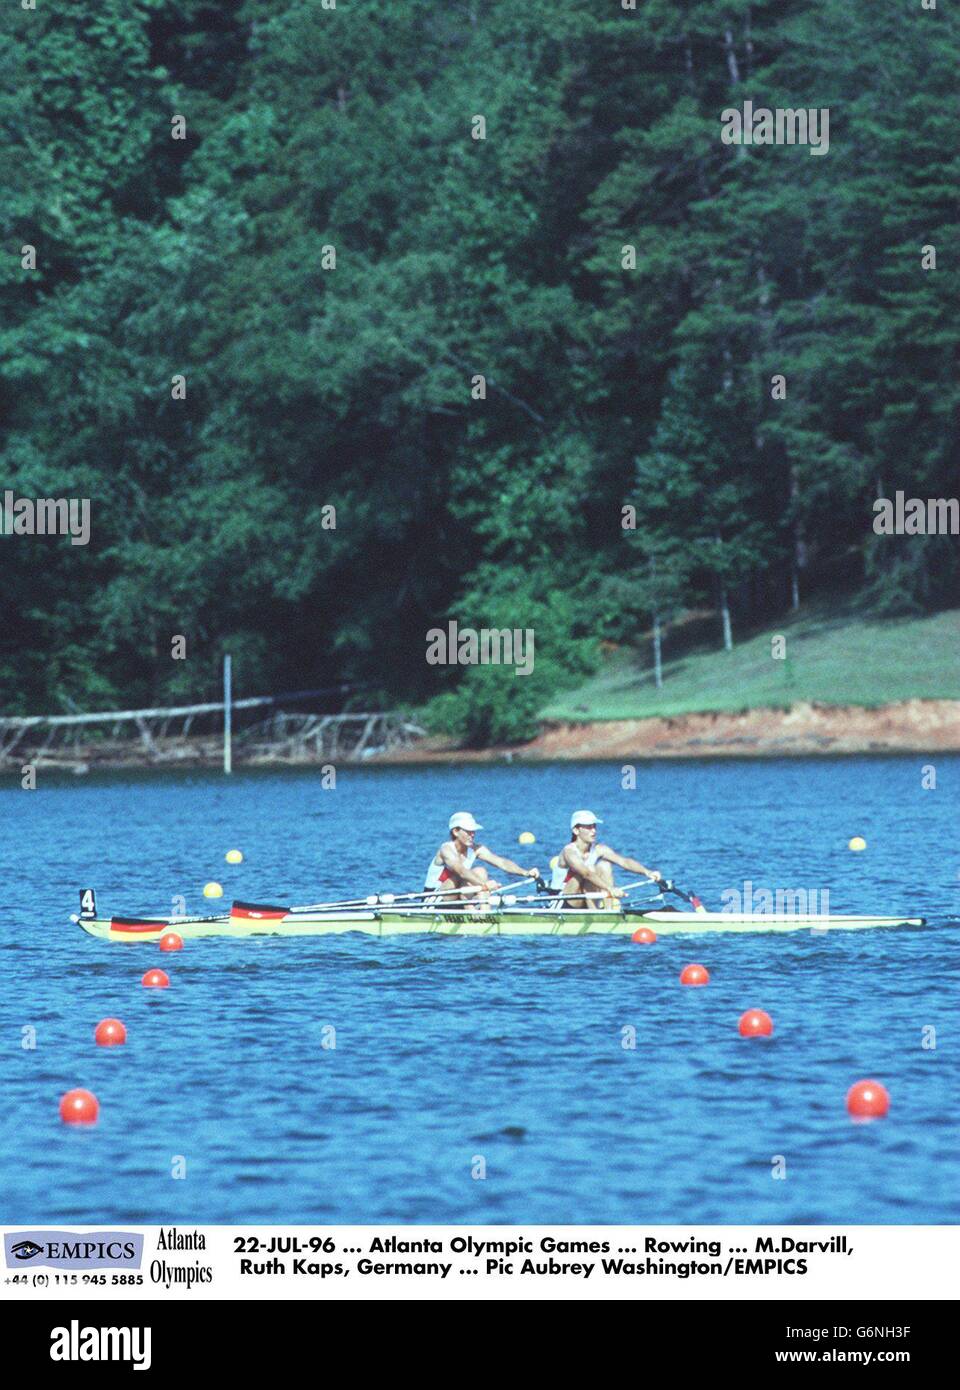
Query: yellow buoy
518,831,535,845
203,881,224,898
225,849,243,864
848,836,867,852
549,855,559,870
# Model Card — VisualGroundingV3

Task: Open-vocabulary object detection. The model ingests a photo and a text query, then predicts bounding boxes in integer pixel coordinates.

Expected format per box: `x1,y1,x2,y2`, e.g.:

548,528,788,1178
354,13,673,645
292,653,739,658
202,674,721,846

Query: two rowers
425,809,660,905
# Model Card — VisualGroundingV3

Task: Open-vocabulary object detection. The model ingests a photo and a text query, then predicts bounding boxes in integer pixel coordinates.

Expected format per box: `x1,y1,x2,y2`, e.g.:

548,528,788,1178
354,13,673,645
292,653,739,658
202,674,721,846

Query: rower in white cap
551,811,661,906
424,812,540,897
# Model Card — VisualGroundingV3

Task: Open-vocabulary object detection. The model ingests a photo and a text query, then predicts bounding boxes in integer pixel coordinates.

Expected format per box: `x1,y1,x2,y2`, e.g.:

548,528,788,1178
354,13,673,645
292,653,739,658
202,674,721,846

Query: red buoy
738,1008,773,1037
141,968,170,989
59,1088,99,1125
159,932,183,952
680,963,710,986
847,1079,890,1118
631,927,657,944
94,1018,127,1046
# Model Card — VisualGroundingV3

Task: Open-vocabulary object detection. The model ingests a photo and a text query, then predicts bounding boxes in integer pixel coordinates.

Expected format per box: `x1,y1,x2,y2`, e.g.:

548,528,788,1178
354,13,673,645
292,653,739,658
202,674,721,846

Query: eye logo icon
11,1240,44,1260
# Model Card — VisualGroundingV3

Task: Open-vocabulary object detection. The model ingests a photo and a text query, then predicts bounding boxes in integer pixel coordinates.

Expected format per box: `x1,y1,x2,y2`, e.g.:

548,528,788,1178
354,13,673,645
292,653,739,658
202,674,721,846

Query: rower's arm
599,845,660,879
476,846,538,878
439,843,490,887
563,848,614,892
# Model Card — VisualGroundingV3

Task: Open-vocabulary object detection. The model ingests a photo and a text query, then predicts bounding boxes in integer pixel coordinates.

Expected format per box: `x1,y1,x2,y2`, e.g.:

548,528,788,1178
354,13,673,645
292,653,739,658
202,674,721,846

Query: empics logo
4,1229,143,1269
50,1321,152,1372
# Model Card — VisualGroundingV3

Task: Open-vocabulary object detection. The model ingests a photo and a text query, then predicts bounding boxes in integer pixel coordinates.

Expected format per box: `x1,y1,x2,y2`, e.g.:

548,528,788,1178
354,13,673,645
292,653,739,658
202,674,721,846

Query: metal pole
223,654,232,775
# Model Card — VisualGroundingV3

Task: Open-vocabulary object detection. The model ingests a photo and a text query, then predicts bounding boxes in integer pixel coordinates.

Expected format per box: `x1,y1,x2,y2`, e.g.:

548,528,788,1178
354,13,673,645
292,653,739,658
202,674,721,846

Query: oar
296,871,547,914
661,879,707,912
488,879,552,907
221,887,458,920
289,885,494,914
472,877,663,909
287,889,444,914
575,877,667,905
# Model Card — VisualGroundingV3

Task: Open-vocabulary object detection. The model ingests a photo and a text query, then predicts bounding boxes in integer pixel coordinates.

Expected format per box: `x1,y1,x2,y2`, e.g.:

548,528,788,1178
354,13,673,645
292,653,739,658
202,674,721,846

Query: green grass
542,608,960,722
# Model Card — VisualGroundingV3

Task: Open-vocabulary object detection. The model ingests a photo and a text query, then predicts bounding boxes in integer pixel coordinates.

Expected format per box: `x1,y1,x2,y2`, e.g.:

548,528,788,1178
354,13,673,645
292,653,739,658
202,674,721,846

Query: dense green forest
1,0,957,741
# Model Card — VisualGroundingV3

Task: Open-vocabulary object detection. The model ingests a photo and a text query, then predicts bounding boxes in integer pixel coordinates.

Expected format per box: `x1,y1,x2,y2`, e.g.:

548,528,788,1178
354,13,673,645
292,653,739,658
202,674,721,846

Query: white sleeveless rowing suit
425,846,477,891
551,844,600,890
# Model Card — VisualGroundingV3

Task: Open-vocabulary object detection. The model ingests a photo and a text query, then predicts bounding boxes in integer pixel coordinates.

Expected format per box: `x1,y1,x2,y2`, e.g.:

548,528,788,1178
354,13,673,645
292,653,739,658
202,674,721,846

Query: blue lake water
1,757,957,1225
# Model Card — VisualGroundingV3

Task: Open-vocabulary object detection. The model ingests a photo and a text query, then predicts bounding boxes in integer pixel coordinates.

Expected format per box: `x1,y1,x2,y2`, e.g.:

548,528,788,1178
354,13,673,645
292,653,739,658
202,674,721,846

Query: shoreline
383,699,960,763
2,699,958,774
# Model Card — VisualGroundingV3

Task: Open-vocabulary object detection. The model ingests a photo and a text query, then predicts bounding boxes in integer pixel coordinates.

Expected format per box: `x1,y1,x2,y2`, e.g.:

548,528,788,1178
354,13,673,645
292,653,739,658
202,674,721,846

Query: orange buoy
159,932,183,952
141,968,170,989
59,1088,99,1124
680,963,710,986
738,1008,773,1037
631,927,657,944
846,1079,890,1118
94,1018,127,1047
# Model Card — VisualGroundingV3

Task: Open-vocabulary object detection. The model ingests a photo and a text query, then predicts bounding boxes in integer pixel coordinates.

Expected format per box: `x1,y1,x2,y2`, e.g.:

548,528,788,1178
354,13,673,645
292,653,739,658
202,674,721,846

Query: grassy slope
542,608,960,722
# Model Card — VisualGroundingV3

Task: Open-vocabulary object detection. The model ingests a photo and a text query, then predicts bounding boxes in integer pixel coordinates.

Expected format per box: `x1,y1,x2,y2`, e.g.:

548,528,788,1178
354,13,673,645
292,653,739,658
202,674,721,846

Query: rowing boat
75,899,926,942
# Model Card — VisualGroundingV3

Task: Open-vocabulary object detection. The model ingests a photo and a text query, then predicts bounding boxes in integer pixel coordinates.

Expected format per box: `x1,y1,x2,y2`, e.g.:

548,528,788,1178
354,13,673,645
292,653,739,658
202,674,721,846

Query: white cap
449,811,482,832
570,810,602,830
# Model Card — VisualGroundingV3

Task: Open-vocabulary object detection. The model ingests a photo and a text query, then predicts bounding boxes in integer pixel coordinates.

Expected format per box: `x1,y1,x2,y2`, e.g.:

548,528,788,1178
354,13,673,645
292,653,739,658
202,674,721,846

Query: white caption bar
2,1226,955,1301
